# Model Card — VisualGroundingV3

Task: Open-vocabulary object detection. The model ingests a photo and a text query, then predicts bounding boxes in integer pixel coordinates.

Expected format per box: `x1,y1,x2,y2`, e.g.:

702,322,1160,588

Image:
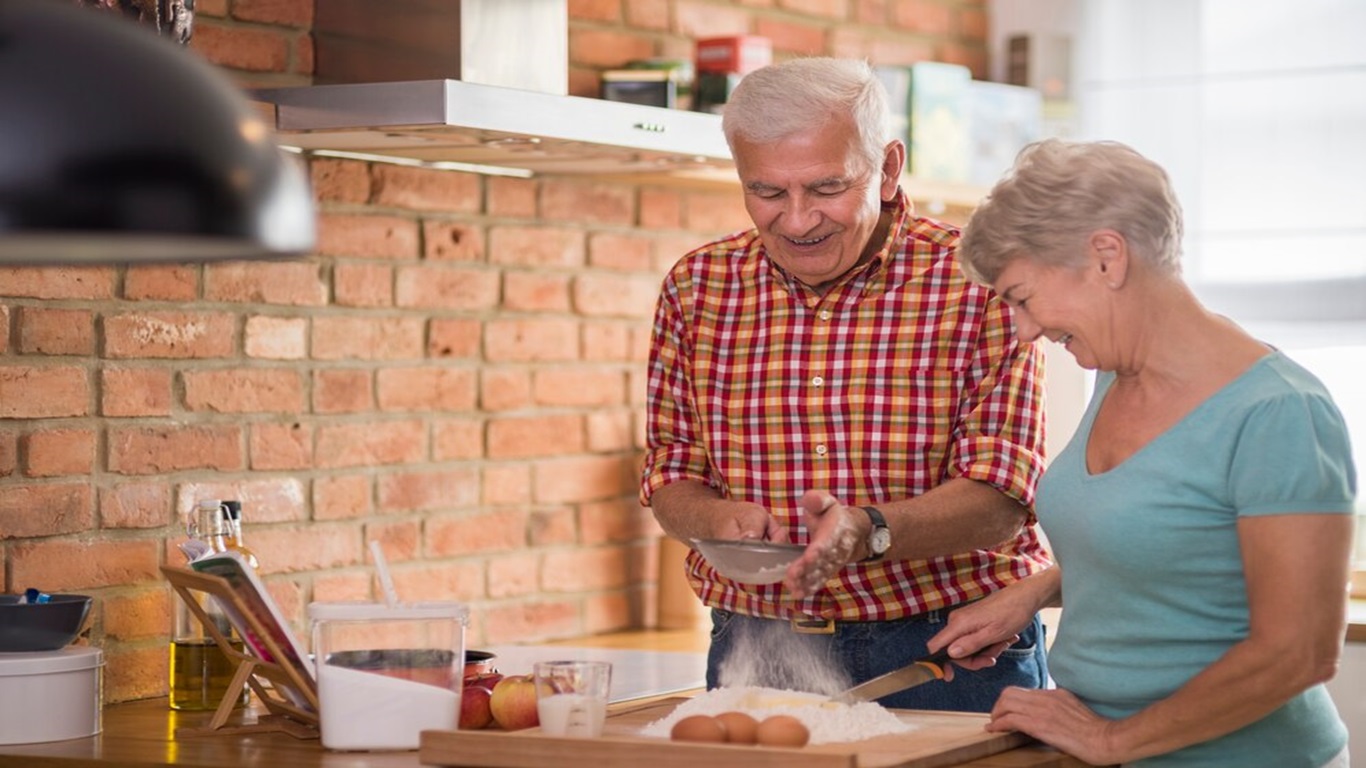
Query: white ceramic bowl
690,539,805,584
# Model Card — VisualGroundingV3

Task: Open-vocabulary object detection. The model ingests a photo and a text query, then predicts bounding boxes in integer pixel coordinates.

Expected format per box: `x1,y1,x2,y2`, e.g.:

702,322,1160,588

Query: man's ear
880,140,905,200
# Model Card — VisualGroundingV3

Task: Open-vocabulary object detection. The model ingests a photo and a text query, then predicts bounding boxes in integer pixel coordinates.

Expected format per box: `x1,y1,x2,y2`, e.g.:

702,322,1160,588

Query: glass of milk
309,601,468,750
533,660,612,737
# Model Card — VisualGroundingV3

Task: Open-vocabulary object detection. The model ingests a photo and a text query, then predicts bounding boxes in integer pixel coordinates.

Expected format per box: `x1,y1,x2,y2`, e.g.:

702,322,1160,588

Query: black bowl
0,594,93,652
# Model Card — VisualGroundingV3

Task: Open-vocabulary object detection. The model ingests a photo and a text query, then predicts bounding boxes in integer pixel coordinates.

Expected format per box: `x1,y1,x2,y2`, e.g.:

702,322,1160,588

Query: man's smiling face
733,116,897,292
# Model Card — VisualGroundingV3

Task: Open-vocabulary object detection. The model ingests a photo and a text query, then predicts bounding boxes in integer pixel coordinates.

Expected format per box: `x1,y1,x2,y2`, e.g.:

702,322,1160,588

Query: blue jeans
705,606,1047,713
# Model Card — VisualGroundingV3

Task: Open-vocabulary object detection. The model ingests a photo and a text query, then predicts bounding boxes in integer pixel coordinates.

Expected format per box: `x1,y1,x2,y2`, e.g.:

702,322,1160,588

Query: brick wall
0,0,985,702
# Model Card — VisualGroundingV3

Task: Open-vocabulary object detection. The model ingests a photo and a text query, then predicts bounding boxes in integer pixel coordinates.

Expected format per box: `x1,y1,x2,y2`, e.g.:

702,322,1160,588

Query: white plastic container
0,646,103,745
308,601,468,751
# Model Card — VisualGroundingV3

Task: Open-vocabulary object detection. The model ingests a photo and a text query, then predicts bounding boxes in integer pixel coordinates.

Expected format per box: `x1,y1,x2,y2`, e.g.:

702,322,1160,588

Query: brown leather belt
790,616,836,634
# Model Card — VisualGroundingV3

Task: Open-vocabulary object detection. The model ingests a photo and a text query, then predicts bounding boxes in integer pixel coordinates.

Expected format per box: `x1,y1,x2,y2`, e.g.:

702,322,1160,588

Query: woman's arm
927,564,1063,667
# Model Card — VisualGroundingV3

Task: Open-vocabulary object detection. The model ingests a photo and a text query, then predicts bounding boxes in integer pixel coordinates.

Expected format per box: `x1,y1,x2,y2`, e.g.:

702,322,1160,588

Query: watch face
870,527,891,555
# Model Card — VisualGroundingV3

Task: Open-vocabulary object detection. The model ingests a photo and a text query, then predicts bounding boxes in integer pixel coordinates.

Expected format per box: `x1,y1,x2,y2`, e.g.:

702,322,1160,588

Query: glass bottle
220,499,259,568
169,500,248,711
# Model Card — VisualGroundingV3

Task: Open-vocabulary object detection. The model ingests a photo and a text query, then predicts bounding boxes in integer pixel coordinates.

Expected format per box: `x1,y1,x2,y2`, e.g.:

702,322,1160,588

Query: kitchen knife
833,649,953,704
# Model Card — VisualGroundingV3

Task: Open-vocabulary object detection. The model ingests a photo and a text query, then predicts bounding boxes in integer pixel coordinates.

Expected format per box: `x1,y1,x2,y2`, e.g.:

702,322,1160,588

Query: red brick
684,190,752,233
781,0,848,18
484,318,580,362
0,483,94,538
103,311,236,359
488,226,585,268
100,482,173,530
958,4,987,40
586,409,634,452
573,273,660,317
569,0,621,22
855,0,890,23
480,368,533,411
333,262,394,308
870,34,937,65
245,524,360,575
482,599,580,644
389,561,485,603
101,367,173,417
655,234,706,271
313,571,373,603
891,0,952,35
674,1,752,37
568,28,655,68
316,214,420,260
107,425,243,475
366,520,422,562
539,180,634,226
544,546,630,591
232,0,313,26
426,509,527,556
104,645,168,704
183,369,305,413
0,365,89,418
580,499,655,544
177,473,309,527
587,233,654,271
10,538,160,590
534,368,625,407
123,265,198,302
756,15,827,55
0,306,8,353
422,221,486,262
638,187,683,230
0,431,17,477
487,552,540,598
487,177,538,218
567,66,600,99
245,316,308,360
312,316,425,360
372,165,482,213
376,366,478,412
205,261,327,306
190,21,289,72
314,420,426,469
103,589,172,641
503,272,571,312
22,428,96,477
428,318,482,359
394,264,500,310
0,267,115,300
937,41,988,79
488,414,584,459
624,0,669,29
433,417,484,461
584,591,637,635
314,474,372,520
582,320,633,362
250,422,314,470
484,464,533,506
377,467,480,513
535,455,634,503
16,307,94,355
313,368,373,413
310,157,371,203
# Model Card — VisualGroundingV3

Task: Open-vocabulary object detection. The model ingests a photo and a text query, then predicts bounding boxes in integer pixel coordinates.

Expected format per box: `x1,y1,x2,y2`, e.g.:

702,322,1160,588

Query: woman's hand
987,687,1122,767
927,567,1060,671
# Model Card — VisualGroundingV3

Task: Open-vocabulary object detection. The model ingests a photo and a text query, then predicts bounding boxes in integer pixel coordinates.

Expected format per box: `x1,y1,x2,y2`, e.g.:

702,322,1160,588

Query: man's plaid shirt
641,190,1051,622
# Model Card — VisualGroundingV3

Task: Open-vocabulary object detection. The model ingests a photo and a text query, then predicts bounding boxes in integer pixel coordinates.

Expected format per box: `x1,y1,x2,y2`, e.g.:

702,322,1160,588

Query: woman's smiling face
732,116,899,291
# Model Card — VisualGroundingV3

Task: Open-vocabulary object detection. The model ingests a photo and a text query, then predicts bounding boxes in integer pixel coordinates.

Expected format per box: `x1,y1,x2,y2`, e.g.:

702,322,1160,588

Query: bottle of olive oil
169,500,249,711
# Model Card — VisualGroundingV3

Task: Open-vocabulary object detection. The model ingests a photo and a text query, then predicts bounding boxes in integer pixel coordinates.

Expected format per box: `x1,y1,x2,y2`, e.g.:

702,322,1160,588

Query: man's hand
783,490,867,598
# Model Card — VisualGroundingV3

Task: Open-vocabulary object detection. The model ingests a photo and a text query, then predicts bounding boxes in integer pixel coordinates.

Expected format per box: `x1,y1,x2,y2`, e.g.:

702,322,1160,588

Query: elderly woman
928,139,1356,767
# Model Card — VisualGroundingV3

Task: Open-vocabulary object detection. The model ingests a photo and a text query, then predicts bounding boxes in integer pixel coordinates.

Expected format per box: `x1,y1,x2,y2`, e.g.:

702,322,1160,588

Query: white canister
0,646,103,745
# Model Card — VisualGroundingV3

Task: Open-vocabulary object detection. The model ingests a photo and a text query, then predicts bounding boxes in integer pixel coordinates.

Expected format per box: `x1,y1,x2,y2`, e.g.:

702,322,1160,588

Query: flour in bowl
639,686,914,744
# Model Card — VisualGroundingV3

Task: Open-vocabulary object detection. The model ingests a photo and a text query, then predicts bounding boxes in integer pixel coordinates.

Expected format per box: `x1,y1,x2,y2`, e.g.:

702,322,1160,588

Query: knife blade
833,649,953,704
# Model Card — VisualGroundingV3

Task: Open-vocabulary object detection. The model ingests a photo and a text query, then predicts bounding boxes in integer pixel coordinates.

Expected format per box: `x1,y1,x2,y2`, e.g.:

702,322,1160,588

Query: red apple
459,684,493,729
488,674,539,730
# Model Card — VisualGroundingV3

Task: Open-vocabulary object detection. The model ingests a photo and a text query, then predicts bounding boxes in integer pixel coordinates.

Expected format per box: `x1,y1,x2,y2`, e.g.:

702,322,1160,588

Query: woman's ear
1090,229,1128,288
880,141,905,200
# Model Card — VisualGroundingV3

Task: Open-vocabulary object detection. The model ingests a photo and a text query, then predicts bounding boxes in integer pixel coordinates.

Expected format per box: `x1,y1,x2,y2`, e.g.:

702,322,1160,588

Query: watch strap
859,505,889,562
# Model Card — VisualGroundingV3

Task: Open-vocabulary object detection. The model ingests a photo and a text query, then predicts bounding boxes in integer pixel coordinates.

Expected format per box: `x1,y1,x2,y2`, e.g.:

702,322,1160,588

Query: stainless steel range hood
252,79,736,181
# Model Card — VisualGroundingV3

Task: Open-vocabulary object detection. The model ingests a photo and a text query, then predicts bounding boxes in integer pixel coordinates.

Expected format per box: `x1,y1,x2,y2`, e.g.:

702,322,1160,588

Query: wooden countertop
1347,598,1366,643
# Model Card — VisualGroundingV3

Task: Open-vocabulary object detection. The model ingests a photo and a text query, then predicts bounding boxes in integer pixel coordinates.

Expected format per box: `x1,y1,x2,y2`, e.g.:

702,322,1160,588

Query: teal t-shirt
1039,352,1356,768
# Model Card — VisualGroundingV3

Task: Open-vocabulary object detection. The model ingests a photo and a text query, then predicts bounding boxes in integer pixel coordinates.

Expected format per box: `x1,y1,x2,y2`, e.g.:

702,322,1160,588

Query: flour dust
717,619,851,696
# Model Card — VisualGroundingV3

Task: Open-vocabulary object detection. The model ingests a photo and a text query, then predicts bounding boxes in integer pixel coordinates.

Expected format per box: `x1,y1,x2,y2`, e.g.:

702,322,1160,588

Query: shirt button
811,376,824,387
818,310,832,321
815,444,828,456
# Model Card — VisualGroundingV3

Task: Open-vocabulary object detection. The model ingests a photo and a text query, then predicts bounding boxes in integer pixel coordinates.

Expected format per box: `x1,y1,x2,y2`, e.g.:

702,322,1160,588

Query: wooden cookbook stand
161,565,320,739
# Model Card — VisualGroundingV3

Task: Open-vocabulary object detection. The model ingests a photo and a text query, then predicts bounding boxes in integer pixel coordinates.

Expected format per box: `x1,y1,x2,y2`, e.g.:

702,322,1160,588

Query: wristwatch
859,506,891,562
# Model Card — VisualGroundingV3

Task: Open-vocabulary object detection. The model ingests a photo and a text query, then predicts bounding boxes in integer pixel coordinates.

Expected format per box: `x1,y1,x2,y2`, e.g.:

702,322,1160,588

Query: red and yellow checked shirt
641,190,1051,622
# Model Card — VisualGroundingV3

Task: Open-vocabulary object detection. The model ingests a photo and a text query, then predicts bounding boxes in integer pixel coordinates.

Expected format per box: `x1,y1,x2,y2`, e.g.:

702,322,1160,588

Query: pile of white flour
638,686,914,745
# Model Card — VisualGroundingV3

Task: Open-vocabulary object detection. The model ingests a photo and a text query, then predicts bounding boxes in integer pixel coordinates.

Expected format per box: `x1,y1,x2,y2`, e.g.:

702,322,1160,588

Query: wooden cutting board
419,697,1031,768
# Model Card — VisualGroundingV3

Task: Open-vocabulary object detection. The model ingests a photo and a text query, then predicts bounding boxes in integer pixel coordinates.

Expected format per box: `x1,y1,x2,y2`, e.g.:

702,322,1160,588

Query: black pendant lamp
0,0,315,265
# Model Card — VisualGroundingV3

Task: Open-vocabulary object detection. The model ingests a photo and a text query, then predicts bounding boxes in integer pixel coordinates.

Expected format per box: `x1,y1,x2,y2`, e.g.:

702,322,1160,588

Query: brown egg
670,714,727,743
715,711,759,744
755,714,810,748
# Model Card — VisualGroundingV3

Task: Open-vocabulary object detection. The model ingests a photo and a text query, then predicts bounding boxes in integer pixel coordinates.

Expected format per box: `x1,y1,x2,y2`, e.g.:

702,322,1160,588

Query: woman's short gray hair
960,139,1185,285
721,57,892,172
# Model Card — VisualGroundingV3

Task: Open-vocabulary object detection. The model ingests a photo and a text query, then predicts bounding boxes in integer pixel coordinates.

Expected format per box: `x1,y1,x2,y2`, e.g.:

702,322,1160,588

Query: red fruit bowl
0,594,93,652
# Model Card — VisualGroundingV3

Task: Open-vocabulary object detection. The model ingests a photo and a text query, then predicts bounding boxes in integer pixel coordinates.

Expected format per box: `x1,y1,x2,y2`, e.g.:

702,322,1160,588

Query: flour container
308,601,468,750
0,647,103,745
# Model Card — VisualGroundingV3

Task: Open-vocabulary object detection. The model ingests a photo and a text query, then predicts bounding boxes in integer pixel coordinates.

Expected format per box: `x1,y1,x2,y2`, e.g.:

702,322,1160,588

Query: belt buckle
790,616,835,634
